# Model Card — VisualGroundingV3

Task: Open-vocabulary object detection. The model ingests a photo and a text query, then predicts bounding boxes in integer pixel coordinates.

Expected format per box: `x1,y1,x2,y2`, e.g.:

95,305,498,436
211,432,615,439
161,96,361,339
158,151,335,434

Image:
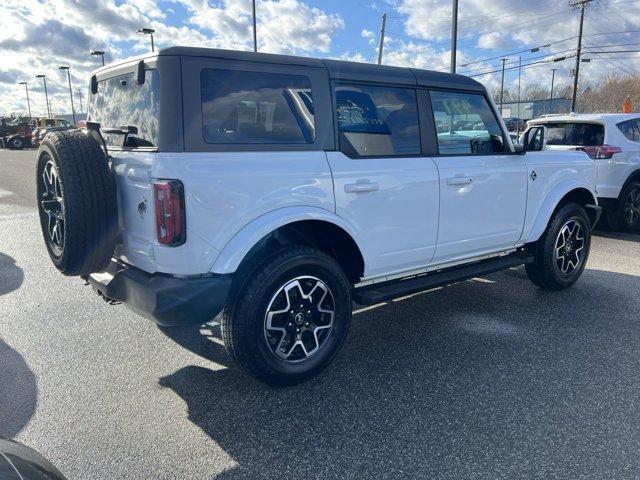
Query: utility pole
499,58,507,115
549,68,557,114
451,0,459,73
377,13,387,65
517,56,522,135
570,0,592,112
252,0,258,52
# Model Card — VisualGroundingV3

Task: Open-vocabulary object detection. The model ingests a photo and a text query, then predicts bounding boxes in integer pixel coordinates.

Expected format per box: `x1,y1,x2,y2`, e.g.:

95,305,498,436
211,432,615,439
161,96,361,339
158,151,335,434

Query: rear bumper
87,260,232,326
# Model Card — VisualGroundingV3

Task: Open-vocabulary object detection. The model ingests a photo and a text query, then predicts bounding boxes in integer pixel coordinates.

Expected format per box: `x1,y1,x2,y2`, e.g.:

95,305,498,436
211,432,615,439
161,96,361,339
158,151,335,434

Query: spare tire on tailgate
36,130,118,276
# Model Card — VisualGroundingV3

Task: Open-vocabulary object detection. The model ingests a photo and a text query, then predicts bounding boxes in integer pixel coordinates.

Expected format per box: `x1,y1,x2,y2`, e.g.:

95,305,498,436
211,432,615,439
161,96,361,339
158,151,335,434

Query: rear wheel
607,181,640,232
526,202,591,290
221,246,352,386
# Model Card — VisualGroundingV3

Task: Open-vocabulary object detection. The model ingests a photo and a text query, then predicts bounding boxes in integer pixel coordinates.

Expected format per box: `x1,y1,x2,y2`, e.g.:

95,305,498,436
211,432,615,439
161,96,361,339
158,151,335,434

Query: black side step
353,252,533,305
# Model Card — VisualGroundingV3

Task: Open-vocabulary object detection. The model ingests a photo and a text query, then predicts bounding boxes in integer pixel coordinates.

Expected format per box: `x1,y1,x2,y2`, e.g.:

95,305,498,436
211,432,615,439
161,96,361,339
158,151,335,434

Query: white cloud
0,0,344,115
361,29,374,39
185,0,344,54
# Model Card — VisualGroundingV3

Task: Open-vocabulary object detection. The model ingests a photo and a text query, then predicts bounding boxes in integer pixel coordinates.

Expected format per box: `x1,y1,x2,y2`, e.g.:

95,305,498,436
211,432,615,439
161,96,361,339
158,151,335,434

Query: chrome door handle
345,181,379,193
447,176,473,186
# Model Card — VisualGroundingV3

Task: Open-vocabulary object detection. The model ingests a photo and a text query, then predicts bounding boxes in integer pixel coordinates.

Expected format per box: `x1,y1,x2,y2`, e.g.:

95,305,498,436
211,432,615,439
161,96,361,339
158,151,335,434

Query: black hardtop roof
146,46,485,92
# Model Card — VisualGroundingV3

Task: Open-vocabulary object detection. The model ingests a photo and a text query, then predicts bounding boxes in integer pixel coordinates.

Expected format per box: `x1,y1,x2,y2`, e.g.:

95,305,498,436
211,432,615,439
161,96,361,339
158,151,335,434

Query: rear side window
544,122,605,146
617,119,640,142
429,90,506,155
335,84,420,157
201,69,315,144
88,69,159,148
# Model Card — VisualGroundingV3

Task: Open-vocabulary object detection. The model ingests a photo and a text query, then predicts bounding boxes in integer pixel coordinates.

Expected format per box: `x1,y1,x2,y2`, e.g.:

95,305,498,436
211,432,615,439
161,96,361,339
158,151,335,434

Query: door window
335,84,420,157
201,69,315,144
543,122,605,146
430,90,506,155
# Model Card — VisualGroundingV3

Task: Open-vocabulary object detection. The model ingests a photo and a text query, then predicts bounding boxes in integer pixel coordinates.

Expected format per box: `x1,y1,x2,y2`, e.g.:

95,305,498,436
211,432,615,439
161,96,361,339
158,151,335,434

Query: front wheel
221,246,352,386
526,202,591,291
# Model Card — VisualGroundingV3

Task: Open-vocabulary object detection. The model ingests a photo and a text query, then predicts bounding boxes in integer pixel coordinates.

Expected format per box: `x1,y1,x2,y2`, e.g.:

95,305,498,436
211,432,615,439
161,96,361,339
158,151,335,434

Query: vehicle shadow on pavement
0,252,24,296
159,267,640,480
0,339,37,438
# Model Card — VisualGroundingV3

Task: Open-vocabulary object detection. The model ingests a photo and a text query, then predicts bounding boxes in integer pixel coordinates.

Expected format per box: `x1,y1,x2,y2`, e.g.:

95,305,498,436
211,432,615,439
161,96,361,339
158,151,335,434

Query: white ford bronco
36,47,601,385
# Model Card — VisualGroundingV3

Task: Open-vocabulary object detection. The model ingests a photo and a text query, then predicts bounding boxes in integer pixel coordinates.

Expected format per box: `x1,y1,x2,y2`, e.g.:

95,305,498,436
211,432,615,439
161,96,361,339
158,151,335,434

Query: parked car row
0,117,75,150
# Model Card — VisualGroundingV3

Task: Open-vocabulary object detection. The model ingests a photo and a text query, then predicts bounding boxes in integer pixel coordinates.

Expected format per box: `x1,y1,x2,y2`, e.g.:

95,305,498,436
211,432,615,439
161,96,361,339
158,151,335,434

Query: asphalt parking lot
1,148,640,479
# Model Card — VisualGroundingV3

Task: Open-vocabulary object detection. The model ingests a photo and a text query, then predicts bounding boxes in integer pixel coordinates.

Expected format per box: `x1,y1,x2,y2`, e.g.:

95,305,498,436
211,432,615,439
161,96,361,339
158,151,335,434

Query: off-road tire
36,130,118,276
606,181,640,232
221,246,352,386
525,202,591,291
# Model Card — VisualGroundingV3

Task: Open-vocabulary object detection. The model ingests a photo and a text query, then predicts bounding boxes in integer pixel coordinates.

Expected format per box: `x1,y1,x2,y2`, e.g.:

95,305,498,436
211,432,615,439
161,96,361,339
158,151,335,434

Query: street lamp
18,81,32,118
35,74,51,118
137,27,155,52
59,66,76,125
91,50,105,66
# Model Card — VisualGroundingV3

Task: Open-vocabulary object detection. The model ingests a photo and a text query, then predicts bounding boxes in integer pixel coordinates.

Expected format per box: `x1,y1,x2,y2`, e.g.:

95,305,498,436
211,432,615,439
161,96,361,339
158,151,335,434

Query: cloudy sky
1,0,639,116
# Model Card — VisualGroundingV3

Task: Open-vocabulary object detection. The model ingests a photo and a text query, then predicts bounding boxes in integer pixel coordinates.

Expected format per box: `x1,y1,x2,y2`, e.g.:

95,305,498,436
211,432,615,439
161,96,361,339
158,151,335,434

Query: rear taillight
153,180,186,247
578,145,623,159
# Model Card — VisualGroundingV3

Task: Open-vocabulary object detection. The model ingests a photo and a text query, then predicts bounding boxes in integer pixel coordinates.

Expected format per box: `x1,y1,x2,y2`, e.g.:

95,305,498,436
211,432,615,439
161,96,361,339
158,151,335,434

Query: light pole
35,74,51,118
59,66,76,125
76,88,84,115
137,27,155,52
451,0,459,73
18,81,32,118
252,0,257,52
91,50,105,66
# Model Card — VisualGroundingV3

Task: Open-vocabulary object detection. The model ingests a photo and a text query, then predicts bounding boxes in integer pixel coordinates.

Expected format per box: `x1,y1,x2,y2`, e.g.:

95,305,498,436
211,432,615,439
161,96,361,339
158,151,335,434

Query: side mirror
521,125,547,153
90,75,98,94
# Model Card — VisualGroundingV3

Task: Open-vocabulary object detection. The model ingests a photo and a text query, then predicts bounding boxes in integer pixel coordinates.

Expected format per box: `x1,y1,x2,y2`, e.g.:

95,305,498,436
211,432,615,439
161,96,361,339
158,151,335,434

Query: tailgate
111,151,158,273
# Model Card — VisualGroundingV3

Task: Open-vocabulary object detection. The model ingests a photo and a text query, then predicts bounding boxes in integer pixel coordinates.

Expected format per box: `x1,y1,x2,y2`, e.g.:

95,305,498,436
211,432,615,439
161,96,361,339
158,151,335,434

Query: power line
460,47,577,75
469,55,574,77
460,41,577,68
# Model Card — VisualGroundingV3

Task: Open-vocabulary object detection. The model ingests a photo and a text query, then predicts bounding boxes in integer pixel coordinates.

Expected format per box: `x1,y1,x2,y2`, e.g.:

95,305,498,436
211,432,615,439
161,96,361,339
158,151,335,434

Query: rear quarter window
616,119,640,142
201,69,315,144
543,122,605,147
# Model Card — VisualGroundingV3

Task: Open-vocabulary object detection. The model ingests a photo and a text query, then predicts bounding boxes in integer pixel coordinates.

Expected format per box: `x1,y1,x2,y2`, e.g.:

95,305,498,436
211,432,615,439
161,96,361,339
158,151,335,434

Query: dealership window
201,69,315,144
430,90,506,155
335,84,420,157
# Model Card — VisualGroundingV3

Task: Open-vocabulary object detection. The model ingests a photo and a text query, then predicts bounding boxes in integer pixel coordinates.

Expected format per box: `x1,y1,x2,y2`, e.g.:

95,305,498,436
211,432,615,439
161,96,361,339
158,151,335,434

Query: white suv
528,113,640,231
36,47,600,385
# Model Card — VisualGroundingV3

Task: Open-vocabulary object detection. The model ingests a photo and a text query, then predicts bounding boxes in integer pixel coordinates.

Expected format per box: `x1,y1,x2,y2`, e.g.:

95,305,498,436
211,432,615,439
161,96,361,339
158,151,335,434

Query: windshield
88,69,159,148
543,122,605,146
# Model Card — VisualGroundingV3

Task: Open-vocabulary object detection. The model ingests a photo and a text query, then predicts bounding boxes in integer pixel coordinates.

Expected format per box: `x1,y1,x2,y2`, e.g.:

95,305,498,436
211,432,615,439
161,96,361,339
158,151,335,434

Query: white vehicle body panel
431,153,527,262
520,151,597,243
111,151,335,275
326,151,439,277
111,147,597,280
529,114,640,200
